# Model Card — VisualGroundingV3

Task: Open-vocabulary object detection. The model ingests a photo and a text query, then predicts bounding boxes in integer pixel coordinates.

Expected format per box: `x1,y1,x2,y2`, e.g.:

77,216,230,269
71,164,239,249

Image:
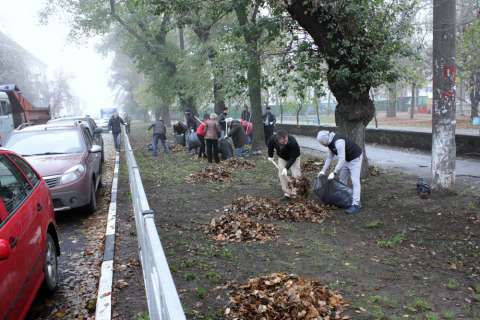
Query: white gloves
281,168,288,176
328,172,336,180
317,171,325,177
267,157,274,162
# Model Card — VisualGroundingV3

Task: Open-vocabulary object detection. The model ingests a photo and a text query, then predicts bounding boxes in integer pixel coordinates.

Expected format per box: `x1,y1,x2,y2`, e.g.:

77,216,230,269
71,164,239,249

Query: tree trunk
314,87,321,125
333,89,375,177
279,98,284,124
326,91,331,116
206,47,226,115
235,1,264,151
431,0,456,191
470,72,479,119
387,83,397,118
410,83,416,120
296,104,302,126
161,103,171,127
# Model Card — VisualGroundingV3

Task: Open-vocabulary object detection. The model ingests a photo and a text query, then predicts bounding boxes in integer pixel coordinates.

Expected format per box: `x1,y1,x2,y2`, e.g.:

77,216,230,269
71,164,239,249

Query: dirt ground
129,124,480,320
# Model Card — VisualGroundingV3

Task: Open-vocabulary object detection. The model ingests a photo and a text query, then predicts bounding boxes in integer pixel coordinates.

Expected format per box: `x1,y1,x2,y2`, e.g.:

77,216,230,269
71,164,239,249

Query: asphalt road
26,134,116,319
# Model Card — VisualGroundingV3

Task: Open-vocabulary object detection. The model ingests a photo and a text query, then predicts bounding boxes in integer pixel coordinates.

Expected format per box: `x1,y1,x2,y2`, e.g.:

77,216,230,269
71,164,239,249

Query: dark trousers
112,132,121,151
152,134,169,156
264,125,274,146
205,139,220,163
198,136,206,158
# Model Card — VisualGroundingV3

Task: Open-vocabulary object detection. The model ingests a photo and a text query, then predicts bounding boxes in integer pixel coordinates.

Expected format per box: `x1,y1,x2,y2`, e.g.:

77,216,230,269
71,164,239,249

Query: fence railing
123,128,186,320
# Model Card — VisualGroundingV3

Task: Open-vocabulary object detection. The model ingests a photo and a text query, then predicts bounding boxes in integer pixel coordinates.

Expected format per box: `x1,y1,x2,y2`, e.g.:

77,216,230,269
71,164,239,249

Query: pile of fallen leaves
288,176,310,199
170,144,186,153
301,159,324,174
225,273,346,320
186,166,232,183
223,158,256,169
206,213,277,242
224,195,329,224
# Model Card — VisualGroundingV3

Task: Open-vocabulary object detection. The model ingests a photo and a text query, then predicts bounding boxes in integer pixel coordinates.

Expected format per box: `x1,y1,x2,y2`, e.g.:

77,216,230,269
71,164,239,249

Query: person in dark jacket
185,112,198,131
227,120,248,157
218,107,228,138
317,130,363,215
173,121,188,146
267,130,301,201
108,112,125,151
148,118,169,156
263,106,276,146
241,105,251,121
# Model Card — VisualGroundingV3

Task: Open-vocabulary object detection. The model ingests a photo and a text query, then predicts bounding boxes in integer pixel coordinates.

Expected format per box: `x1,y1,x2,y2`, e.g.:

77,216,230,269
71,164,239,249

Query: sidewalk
295,135,480,185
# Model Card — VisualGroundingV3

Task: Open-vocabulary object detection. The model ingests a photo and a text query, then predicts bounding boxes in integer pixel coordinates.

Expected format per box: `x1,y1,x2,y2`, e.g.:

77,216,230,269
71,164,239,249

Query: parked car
48,116,104,162
4,122,102,213
0,148,60,320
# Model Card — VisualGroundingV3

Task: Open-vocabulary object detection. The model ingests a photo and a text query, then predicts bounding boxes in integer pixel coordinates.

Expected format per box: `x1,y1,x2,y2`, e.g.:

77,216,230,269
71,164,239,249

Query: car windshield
5,130,84,156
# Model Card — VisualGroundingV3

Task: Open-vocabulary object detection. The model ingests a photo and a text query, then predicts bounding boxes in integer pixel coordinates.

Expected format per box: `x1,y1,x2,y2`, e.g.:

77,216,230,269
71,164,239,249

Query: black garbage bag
313,176,353,208
219,138,233,160
186,131,201,150
175,134,186,146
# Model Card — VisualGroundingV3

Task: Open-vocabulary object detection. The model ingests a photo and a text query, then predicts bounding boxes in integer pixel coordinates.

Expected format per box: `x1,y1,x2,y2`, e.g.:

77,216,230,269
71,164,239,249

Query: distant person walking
148,118,169,157
263,106,276,146
316,130,363,215
267,130,301,201
108,112,125,151
204,113,221,163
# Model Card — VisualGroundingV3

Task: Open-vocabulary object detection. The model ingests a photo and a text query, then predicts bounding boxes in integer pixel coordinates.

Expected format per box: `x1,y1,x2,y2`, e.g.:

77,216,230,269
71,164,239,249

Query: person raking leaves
316,130,363,215
267,130,301,202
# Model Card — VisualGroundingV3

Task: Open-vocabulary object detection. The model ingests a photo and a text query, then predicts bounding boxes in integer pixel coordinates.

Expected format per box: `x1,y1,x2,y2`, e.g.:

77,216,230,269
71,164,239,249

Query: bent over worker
316,130,363,215
267,130,301,201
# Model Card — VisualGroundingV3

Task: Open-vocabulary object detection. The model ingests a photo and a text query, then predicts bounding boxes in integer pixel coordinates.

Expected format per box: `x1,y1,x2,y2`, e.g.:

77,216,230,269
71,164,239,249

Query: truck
0,84,50,145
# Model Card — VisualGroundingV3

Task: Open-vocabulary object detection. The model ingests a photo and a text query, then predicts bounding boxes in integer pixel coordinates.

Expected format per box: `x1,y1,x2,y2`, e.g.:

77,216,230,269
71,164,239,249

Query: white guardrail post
122,128,186,320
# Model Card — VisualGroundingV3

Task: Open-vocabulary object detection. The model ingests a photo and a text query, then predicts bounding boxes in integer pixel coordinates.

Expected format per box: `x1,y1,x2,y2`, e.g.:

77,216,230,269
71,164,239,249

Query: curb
95,151,120,320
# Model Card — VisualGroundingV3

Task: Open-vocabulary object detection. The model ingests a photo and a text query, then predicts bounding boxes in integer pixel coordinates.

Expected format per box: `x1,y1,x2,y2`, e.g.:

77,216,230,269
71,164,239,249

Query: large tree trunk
431,0,456,191
387,83,397,118
333,89,375,177
161,103,171,127
205,47,226,115
410,83,416,120
314,87,321,125
246,45,264,151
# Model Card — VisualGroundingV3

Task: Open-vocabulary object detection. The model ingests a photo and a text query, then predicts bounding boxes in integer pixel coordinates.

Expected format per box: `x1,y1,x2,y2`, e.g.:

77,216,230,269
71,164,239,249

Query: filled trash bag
219,138,233,160
175,134,186,146
313,176,352,208
186,131,201,150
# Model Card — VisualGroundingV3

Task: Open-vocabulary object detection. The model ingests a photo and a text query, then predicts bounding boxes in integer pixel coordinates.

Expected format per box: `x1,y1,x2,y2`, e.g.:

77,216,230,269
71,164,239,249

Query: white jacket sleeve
320,149,334,174
333,139,346,174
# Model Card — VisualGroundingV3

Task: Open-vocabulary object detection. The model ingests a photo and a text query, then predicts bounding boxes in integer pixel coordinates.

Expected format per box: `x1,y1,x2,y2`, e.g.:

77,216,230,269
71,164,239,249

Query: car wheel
43,233,58,292
87,181,97,213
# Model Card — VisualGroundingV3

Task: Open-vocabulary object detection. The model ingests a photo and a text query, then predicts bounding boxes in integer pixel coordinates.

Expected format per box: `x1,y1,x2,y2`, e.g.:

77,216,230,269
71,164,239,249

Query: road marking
96,152,120,320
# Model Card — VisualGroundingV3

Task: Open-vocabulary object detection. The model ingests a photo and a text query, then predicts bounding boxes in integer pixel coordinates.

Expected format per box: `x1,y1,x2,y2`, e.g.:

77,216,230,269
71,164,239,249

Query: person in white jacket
316,130,363,214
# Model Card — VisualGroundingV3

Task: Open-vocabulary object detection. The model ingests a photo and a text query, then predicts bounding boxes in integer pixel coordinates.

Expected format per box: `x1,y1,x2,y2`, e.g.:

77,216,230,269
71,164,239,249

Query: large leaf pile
170,144,186,153
186,166,233,183
225,196,329,224
225,273,346,320
206,213,277,242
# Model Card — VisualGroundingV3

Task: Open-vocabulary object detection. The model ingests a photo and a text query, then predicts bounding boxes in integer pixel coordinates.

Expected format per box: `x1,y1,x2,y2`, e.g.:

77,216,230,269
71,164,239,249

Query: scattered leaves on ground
224,195,329,224
186,166,233,183
170,144,186,153
301,159,325,174
223,158,256,169
225,272,346,320
206,213,278,243
369,166,381,176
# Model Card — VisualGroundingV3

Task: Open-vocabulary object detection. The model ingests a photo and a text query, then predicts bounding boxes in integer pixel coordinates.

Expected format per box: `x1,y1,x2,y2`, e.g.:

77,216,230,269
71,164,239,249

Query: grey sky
0,0,114,116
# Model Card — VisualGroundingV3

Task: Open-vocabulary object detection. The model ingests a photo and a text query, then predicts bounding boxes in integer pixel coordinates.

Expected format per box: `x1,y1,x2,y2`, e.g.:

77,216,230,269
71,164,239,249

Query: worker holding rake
267,130,302,201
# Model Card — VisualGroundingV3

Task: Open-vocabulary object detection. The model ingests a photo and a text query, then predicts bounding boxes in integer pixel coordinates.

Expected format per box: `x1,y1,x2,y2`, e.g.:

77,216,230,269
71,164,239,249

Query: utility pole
431,0,456,190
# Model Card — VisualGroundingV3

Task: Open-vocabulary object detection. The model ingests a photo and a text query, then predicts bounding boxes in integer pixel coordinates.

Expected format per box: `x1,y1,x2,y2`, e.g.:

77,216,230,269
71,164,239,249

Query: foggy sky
0,0,114,117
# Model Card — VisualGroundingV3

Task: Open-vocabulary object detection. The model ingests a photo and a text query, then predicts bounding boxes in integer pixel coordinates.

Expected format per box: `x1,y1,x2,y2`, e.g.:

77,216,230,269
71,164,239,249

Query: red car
0,148,60,320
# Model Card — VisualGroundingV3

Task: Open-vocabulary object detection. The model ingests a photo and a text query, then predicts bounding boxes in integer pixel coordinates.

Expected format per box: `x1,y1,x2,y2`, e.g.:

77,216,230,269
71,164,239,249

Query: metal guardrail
122,129,186,320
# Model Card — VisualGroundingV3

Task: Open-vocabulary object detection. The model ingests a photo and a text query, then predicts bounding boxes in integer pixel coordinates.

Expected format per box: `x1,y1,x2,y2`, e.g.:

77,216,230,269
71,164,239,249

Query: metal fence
123,128,186,320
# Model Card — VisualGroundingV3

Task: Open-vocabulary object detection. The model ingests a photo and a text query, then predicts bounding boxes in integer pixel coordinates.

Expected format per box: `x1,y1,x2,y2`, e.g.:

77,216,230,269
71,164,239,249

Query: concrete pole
431,0,456,190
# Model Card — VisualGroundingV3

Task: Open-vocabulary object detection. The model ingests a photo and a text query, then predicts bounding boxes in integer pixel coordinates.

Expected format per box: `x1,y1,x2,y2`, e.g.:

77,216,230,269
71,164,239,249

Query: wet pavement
26,134,116,319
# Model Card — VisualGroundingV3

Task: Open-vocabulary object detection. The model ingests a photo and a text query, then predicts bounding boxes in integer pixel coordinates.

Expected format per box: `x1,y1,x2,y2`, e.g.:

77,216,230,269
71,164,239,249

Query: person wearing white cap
316,130,363,214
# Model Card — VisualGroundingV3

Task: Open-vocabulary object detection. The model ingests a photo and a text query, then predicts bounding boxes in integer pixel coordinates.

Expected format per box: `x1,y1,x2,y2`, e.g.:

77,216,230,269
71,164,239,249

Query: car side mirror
0,239,10,261
90,145,102,153
94,128,103,134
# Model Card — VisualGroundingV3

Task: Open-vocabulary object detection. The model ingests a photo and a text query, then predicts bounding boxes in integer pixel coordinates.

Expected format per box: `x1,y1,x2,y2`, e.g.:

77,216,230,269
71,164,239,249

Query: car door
82,128,101,187
0,154,35,320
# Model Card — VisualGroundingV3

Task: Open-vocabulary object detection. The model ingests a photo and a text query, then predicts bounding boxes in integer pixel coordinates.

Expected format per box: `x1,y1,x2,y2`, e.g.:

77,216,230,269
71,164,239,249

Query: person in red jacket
240,119,253,144
196,113,209,159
